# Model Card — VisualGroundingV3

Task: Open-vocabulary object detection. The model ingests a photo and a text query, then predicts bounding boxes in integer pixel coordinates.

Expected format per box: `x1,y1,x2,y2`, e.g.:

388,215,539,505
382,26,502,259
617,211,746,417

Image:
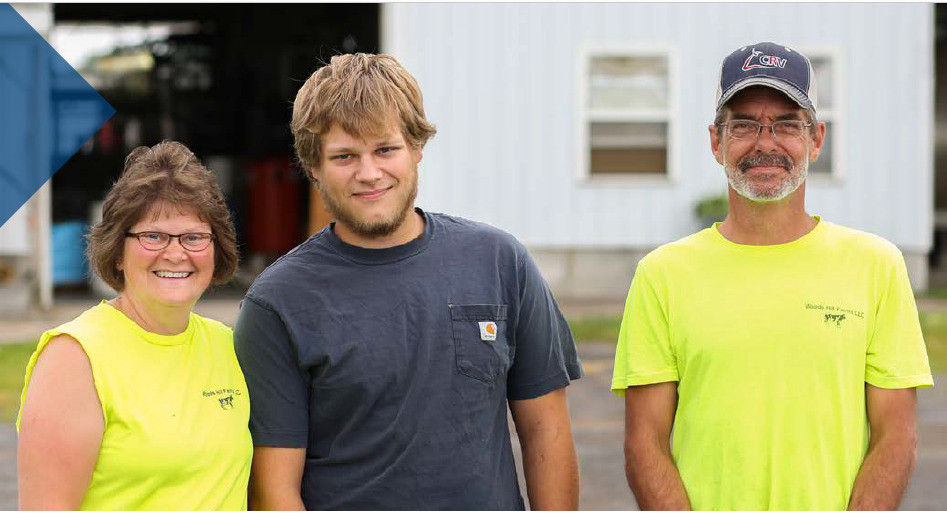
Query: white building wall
0,3,53,311
382,4,933,252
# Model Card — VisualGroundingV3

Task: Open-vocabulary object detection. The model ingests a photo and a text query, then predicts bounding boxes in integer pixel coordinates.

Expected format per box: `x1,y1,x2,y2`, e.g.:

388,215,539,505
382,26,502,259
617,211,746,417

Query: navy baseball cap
715,42,818,115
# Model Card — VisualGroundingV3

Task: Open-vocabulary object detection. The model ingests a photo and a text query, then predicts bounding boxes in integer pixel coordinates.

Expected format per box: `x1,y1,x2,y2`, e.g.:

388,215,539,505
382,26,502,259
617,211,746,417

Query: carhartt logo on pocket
479,321,497,341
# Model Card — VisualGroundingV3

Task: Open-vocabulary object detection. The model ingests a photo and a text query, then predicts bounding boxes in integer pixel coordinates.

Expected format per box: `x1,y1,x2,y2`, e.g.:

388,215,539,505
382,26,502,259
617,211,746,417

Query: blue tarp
0,4,114,230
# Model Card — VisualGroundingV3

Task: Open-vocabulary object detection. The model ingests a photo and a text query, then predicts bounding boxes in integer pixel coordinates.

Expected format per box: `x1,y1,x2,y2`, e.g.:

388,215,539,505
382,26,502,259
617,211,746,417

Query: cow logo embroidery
203,388,241,410
742,48,788,71
479,321,498,342
218,395,234,410
806,302,864,326
824,313,847,327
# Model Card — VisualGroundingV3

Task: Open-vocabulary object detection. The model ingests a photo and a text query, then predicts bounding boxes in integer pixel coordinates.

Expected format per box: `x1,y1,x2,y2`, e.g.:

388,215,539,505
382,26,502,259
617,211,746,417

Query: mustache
737,154,793,172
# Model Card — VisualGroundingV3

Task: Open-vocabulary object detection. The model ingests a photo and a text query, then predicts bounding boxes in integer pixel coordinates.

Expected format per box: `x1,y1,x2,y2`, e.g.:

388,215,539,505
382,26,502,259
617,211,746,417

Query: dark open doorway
49,4,377,297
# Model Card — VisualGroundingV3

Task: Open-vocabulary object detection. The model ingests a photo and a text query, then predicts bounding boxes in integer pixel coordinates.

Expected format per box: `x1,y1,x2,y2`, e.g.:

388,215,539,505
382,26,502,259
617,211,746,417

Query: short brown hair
290,53,437,178
87,141,239,291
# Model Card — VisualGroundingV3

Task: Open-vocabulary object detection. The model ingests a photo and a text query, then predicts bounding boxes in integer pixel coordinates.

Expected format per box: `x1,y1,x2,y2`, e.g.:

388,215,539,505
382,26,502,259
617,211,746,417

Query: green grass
0,342,35,423
923,288,947,301
919,312,947,372
568,316,622,344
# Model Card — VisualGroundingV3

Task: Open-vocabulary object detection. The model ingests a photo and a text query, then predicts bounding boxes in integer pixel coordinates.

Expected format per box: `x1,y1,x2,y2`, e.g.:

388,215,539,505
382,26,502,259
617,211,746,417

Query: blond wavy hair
291,53,436,179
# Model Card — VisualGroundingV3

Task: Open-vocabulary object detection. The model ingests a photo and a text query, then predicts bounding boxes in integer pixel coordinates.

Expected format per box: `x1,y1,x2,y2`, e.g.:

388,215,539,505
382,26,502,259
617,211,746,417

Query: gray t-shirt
234,209,582,510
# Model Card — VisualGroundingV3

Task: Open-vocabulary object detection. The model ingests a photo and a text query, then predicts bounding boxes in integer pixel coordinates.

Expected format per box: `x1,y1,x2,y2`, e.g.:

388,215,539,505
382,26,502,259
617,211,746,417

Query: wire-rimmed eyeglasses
716,120,812,142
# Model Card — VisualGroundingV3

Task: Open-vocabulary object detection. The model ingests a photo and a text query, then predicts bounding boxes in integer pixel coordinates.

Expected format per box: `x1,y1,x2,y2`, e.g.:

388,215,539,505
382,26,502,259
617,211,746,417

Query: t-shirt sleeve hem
865,373,934,389
611,370,680,396
249,430,309,448
508,372,573,401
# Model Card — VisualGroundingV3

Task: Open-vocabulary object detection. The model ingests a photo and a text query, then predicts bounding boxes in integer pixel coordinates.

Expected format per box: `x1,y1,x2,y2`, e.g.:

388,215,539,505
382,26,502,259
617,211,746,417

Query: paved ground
0,423,13,510
0,298,945,509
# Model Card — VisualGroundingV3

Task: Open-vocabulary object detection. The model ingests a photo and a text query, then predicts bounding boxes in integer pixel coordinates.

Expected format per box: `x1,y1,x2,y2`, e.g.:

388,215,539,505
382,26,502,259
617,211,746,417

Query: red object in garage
247,156,302,255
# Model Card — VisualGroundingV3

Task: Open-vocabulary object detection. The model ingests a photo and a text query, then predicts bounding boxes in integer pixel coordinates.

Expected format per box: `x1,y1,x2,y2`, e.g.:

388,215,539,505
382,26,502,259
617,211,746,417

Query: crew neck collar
99,300,195,346
710,214,825,251
323,207,434,265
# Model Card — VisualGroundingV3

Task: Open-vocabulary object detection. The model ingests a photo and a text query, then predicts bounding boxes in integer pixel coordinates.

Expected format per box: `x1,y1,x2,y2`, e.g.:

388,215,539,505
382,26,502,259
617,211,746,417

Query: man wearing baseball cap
612,42,933,510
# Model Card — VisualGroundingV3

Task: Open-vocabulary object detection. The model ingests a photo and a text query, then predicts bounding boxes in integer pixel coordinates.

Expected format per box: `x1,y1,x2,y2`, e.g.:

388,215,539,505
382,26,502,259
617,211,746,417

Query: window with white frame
584,52,673,177
805,53,837,175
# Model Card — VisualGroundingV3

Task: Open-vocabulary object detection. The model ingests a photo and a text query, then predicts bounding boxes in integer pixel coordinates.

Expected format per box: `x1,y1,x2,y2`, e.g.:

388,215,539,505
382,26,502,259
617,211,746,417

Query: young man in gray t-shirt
234,53,582,510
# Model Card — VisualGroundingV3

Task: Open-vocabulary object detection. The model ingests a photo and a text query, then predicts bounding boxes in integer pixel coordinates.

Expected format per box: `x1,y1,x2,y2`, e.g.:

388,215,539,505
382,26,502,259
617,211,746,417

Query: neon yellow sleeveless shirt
17,301,252,510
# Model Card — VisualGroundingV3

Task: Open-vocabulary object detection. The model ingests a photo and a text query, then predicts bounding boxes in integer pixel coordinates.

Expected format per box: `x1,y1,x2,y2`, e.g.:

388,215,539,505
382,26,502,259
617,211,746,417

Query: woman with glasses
16,141,250,510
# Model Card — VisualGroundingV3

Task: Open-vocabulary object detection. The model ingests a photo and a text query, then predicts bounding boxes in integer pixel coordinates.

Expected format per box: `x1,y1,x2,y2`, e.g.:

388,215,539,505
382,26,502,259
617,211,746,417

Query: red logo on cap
742,49,788,71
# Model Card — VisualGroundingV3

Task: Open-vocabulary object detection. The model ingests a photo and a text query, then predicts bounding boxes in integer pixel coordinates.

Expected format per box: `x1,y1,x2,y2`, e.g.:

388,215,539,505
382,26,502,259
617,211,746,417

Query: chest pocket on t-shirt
449,304,511,385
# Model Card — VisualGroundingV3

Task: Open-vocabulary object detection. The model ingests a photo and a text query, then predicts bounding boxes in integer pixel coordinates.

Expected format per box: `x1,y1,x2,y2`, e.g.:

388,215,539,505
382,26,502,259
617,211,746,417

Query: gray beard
725,154,808,202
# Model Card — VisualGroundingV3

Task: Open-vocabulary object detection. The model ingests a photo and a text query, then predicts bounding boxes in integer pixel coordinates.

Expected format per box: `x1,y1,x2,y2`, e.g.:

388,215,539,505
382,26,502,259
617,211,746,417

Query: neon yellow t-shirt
17,301,252,511
611,217,933,510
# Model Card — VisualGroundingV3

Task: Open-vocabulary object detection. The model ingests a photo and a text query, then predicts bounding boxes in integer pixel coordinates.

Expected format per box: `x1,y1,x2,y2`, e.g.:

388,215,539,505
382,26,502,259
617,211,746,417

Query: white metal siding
383,3,933,252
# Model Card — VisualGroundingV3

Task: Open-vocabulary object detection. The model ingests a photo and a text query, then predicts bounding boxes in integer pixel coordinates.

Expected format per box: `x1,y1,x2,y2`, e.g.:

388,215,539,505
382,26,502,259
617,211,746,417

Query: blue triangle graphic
0,4,115,229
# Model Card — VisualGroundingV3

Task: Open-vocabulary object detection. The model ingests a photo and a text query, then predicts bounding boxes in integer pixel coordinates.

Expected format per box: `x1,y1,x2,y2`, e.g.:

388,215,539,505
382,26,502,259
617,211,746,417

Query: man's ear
709,124,725,165
808,121,827,162
408,142,423,165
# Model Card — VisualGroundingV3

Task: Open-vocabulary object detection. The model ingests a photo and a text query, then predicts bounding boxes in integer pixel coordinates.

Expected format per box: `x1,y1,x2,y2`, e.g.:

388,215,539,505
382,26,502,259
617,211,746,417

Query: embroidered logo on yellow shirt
479,321,498,341
202,387,242,410
805,302,865,329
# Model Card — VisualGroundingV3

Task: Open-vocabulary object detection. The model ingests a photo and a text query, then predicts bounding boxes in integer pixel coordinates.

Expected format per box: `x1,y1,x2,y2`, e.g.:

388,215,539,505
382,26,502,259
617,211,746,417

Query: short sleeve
865,254,934,389
506,244,582,401
234,295,311,447
611,258,679,396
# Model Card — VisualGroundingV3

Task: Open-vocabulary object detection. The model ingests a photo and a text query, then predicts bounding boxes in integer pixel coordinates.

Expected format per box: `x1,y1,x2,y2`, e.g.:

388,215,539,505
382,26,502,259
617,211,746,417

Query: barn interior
49,4,377,296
